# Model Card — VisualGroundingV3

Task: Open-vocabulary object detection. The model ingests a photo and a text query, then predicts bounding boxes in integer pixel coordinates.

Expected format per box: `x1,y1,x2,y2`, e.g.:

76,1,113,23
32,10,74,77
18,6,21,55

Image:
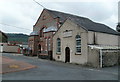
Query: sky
0,0,119,35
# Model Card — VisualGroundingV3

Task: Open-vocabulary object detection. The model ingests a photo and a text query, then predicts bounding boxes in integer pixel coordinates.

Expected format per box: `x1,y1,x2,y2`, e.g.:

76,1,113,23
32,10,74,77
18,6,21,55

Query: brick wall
29,9,61,58
28,35,39,56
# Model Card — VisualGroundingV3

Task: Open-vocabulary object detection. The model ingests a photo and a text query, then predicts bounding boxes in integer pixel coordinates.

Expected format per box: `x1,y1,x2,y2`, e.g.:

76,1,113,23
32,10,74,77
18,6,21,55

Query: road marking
6,53,118,76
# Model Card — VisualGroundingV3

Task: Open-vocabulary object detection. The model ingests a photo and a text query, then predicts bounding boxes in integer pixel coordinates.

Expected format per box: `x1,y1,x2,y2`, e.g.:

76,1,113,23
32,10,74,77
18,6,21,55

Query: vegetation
6,33,29,43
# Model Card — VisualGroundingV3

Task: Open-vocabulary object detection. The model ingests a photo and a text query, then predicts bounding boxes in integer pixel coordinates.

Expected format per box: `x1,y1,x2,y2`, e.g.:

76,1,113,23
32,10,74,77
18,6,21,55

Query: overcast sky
0,0,119,35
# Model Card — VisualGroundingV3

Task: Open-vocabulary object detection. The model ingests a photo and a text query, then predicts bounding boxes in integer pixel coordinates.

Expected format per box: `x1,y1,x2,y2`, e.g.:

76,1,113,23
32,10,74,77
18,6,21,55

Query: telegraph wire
0,0,46,31
0,23,32,31
33,0,46,9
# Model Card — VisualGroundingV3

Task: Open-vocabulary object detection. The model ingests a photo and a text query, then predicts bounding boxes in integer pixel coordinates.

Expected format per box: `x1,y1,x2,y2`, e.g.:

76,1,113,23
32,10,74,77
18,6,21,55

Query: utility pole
117,1,120,32
118,1,120,66
118,1,120,24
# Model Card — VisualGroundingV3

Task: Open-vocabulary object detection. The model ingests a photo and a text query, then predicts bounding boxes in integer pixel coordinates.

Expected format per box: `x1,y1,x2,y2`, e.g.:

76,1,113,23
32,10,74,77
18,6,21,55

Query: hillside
6,33,29,43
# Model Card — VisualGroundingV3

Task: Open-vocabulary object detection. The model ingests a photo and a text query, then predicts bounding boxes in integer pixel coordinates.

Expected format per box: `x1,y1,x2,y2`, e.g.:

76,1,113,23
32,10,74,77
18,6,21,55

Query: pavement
0,55,36,74
1,53,119,80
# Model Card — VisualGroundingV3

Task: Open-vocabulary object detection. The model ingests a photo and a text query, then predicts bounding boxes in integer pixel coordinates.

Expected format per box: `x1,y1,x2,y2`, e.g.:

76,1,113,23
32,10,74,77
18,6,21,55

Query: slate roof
46,9,119,35
30,31,38,36
43,26,57,33
0,31,8,38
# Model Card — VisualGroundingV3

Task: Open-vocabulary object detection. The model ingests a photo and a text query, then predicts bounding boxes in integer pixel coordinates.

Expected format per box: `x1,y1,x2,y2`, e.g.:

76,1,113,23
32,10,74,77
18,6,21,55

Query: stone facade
28,9,119,67
53,19,119,67
53,19,88,64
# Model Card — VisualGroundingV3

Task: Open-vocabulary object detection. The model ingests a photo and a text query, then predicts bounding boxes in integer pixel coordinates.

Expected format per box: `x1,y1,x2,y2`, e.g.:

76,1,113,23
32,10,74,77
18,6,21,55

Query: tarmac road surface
2,53,119,80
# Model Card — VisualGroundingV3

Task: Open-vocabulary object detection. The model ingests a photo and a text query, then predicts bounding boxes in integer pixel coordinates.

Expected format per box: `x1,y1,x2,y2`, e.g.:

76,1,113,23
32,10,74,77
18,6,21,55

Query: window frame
56,38,61,54
75,35,81,54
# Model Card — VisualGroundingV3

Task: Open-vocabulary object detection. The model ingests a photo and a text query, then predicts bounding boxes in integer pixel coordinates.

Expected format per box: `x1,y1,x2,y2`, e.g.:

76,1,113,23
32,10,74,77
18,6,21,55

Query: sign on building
63,30,72,38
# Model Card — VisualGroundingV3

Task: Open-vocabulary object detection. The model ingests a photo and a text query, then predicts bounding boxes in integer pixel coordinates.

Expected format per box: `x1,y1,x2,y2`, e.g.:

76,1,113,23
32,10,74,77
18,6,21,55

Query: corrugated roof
88,45,120,50
46,9,119,35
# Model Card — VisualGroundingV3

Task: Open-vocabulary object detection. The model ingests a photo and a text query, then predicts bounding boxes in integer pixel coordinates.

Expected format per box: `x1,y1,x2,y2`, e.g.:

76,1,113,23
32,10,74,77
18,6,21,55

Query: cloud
0,0,119,34
0,0,42,34
41,2,118,21
42,1,118,30
118,1,120,22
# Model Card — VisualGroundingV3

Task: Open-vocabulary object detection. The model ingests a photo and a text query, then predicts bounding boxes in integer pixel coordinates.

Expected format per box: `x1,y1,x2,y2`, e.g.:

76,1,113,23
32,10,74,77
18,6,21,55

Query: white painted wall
53,19,88,65
88,31,118,46
2,43,19,53
0,43,3,52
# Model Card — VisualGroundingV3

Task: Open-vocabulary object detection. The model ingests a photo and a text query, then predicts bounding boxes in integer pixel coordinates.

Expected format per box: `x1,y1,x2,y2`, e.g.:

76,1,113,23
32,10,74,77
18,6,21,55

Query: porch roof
88,45,120,50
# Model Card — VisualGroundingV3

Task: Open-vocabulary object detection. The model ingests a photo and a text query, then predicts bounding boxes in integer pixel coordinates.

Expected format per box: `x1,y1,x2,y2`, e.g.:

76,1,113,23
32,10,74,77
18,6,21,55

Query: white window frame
56,38,61,54
76,35,81,53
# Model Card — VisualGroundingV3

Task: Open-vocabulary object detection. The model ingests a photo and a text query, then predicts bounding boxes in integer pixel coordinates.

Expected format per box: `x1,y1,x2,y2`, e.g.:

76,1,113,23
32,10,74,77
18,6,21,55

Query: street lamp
116,23,120,32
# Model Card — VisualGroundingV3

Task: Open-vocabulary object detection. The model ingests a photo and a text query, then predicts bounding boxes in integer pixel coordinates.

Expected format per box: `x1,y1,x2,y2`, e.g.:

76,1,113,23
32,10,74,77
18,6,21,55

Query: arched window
40,27,45,37
57,38,61,53
48,38,51,51
76,35,81,53
38,44,41,53
40,29,43,37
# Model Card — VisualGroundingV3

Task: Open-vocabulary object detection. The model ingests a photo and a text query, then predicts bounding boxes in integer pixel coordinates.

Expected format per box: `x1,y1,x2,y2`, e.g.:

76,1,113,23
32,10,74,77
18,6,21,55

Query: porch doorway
65,47,70,63
38,44,41,53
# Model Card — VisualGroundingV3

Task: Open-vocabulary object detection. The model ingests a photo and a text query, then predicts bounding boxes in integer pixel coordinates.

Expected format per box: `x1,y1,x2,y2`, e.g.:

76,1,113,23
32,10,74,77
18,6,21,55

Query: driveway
2,53,119,80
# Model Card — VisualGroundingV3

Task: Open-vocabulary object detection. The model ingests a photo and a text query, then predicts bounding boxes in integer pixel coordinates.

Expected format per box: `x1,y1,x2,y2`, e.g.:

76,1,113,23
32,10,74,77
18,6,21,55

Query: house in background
0,31,8,52
0,32,28,53
6,33,29,54
0,31,8,43
0,31,19,53
6,33,28,45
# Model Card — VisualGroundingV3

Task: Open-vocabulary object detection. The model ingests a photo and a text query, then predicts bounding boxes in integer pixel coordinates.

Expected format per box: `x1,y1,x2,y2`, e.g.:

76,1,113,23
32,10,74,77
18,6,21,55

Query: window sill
56,52,61,55
75,52,81,55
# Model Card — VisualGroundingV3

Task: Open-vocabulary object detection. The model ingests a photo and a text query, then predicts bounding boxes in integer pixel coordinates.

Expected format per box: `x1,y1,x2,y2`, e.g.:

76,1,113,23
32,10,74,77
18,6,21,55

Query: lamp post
116,23,120,32
118,1,120,32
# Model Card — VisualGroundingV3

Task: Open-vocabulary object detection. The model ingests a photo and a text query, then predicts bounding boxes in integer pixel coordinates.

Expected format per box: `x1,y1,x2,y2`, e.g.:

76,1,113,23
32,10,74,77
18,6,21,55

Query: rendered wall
3,43,19,53
53,19,88,65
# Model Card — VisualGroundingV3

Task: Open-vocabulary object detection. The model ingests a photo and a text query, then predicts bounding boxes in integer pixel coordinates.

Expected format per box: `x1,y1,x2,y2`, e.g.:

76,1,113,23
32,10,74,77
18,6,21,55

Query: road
2,53,119,80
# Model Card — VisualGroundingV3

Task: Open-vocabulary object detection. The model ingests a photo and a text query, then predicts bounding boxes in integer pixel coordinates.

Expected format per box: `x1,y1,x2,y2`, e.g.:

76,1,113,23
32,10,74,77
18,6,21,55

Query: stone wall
102,51,118,67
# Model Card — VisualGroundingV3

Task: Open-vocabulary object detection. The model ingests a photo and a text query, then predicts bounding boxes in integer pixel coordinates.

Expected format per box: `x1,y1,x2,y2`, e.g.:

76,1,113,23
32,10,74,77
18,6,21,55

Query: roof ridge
44,9,118,35
46,8,91,19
